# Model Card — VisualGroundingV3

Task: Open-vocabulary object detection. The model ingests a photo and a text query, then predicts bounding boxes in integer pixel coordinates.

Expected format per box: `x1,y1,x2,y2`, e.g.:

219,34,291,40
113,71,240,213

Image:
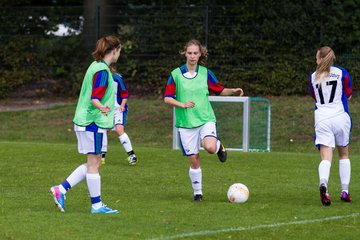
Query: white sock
58,164,87,194
339,158,351,193
86,173,103,209
319,160,331,187
189,167,202,195
66,164,87,188
119,133,133,153
215,140,220,153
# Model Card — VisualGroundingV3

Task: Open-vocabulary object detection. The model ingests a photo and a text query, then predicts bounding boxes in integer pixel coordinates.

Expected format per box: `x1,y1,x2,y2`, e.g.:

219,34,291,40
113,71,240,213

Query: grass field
1,97,360,239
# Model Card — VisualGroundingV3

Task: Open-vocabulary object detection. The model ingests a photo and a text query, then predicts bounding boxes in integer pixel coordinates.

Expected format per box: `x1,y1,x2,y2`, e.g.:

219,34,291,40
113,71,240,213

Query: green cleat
127,154,137,165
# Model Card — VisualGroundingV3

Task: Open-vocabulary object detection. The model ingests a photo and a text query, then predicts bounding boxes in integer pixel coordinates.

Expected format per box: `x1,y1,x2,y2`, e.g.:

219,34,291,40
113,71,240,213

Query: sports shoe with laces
320,184,331,206
217,141,227,163
193,194,203,202
128,154,137,165
50,186,65,212
340,191,352,202
91,204,119,214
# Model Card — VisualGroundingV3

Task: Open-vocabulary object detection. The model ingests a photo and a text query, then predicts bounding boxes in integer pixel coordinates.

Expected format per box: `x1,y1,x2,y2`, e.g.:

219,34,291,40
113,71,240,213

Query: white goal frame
172,96,251,152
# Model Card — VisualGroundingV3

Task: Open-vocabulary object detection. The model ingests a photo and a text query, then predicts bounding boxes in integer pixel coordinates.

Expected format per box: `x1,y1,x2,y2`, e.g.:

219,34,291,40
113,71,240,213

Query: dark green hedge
1,1,359,98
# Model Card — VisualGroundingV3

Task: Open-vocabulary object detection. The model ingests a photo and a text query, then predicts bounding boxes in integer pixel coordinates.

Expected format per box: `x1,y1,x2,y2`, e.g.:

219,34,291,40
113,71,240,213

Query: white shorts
178,122,218,156
315,113,351,148
74,124,108,154
114,108,128,126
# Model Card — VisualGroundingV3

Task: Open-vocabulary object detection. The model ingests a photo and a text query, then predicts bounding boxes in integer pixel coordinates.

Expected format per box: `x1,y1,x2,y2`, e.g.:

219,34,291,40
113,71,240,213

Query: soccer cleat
340,191,352,202
101,154,106,165
320,184,331,206
50,186,66,212
91,204,119,214
193,194,203,202
217,141,227,163
127,154,137,166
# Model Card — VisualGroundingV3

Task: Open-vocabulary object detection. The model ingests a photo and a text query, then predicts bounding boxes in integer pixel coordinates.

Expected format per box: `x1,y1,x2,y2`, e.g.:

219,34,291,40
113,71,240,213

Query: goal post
172,96,271,152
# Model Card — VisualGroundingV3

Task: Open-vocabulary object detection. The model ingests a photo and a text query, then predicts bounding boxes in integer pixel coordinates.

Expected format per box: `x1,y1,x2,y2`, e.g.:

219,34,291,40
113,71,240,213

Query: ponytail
315,46,335,84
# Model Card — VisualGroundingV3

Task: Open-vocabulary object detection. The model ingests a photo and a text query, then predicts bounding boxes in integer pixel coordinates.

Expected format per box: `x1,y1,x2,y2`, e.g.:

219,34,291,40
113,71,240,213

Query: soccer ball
227,183,249,203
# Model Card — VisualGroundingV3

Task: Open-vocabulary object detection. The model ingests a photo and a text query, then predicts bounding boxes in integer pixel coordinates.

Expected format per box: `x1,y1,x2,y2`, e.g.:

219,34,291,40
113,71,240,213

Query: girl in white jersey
101,71,137,166
309,46,353,206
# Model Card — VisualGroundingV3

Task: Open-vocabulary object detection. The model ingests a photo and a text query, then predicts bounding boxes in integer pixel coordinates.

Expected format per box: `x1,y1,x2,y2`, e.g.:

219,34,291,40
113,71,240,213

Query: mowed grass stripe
147,213,360,240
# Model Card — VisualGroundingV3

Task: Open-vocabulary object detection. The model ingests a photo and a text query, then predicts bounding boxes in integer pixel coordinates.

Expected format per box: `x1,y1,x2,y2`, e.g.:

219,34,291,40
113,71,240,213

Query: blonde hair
92,35,121,62
180,39,208,65
315,46,335,84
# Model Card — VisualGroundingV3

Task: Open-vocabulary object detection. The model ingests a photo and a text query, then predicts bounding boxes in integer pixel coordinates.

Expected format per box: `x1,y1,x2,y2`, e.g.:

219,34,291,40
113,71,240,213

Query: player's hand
119,106,125,112
233,88,244,96
100,105,110,115
184,101,195,109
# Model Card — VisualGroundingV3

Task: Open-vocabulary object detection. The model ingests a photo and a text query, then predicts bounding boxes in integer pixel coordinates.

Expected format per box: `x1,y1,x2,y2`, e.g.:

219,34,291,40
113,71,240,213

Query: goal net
172,96,271,152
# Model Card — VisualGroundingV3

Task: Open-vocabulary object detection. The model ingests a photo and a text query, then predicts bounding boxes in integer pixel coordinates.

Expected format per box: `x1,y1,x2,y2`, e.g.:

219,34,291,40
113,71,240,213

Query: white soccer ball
227,183,249,203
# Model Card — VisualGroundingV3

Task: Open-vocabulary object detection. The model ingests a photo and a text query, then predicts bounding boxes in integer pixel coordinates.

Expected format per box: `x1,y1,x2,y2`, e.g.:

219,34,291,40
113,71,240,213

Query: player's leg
50,164,87,212
188,154,203,202
102,130,110,165
115,125,137,165
201,122,227,162
87,130,119,214
319,145,333,206
115,109,137,165
50,128,90,212
338,146,352,202
319,145,333,187
335,113,352,202
179,127,203,201
315,120,334,206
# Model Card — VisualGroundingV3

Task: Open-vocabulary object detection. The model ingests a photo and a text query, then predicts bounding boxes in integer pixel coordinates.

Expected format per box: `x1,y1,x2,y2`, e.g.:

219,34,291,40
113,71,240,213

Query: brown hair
180,39,208,65
92,35,121,62
315,46,335,82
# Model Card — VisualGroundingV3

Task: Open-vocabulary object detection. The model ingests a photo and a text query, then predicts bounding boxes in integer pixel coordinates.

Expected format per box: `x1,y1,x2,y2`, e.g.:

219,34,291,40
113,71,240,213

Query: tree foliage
0,0,359,98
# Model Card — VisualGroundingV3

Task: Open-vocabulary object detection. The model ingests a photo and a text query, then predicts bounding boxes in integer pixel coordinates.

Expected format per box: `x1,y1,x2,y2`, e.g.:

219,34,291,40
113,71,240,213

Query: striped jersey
113,72,129,112
309,66,352,125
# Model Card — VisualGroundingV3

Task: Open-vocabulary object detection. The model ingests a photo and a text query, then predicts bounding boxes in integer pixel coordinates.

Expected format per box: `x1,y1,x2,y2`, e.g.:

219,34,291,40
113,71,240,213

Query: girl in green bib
164,39,244,202
50,35,121,214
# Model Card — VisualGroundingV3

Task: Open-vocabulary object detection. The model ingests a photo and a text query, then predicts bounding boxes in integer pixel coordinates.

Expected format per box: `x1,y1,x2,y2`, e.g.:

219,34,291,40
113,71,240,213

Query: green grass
1,142,359,239
1,96,360,153
1,96,360,239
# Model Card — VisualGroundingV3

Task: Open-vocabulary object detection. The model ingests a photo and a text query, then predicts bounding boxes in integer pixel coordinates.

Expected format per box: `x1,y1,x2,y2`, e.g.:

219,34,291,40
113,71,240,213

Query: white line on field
147,213,360,240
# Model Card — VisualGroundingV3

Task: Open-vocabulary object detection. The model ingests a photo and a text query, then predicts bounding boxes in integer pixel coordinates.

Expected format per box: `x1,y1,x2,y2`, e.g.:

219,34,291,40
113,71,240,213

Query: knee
189,156,200,169
87,163,100,173
116,130,124,136
204,145,217,154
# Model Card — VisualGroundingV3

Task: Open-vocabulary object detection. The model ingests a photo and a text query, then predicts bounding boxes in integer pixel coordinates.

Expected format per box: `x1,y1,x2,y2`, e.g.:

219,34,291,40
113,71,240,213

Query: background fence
0,2,359,98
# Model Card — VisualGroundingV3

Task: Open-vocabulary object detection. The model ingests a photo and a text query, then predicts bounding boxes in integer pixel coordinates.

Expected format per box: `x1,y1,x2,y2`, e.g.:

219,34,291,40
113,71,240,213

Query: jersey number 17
316,80,337,104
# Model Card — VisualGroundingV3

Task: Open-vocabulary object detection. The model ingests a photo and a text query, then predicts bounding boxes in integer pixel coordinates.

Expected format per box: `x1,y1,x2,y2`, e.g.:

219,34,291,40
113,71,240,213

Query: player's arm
114,73,129,112
208,69,244,96
164,74,195,108
220,88,244,96
342,69,353,100
164,97,195,109
120,99,128,112
91,99,110,114
91,70,110,115
308,76,316,100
